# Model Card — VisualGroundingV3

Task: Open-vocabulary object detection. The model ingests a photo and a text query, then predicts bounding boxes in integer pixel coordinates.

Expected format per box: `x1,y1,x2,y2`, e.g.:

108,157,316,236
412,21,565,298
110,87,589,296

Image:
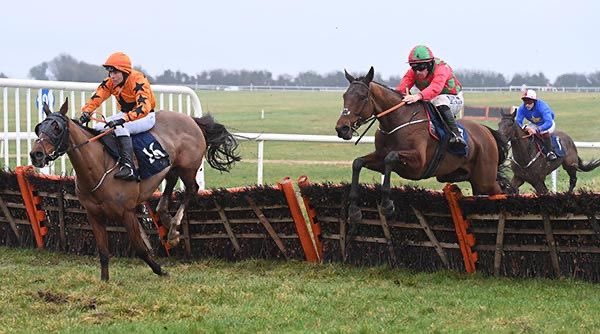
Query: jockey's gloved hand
79,112,91,124
105,118,126,129
524,125,538,136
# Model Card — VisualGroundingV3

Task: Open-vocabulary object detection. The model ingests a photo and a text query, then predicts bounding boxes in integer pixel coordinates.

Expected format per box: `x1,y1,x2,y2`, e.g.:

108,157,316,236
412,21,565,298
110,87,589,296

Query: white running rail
0,78,205,189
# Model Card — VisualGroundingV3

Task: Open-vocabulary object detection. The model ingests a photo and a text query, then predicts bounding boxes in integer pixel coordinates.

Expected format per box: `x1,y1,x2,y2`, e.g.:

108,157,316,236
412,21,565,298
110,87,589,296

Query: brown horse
498,109,600,194
30,99,240,281
335,67,509,223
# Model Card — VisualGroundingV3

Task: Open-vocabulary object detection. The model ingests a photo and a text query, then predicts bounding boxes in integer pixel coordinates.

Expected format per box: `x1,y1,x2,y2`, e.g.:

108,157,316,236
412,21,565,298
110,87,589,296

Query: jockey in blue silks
515,89,557,161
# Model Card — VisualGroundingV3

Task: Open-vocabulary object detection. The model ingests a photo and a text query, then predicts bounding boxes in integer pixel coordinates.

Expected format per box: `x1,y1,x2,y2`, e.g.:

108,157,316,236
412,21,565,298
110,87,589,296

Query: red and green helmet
408,45,434,64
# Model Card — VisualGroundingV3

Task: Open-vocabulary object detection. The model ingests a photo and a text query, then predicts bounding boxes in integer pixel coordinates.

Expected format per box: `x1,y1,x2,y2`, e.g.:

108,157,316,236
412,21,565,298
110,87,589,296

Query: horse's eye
52,123,62,136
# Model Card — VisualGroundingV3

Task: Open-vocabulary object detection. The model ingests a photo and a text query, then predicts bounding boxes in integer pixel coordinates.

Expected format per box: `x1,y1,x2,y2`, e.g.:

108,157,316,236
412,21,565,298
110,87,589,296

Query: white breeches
93,112,156,137
431,91,464,118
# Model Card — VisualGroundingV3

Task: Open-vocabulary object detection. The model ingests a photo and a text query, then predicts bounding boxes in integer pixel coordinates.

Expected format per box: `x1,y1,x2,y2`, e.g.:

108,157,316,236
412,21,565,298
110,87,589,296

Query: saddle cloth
535,135,566,158
424,103,469,157
101,132,170,180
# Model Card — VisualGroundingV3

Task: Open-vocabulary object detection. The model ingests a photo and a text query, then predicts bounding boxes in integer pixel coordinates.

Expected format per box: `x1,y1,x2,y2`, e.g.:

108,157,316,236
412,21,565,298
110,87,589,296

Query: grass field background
2,90,600,192
1,247,599,333
1,90,600,332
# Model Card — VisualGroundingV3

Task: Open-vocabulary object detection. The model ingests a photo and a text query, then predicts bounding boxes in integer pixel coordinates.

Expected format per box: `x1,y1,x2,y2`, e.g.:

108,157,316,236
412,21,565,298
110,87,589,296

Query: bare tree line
5,53,600,87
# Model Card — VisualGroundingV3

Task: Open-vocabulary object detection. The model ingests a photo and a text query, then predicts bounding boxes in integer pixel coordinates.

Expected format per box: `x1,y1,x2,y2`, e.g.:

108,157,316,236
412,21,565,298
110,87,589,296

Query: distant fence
190,84,600,93
462,105,508,121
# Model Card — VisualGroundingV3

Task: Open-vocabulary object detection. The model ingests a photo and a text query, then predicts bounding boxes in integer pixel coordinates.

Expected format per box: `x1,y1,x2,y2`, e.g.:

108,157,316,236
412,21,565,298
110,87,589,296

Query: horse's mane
74,120,103,136
370,80,405,98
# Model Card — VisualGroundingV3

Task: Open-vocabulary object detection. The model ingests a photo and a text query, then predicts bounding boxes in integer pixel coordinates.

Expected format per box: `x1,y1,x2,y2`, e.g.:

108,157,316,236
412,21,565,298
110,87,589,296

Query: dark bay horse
30,99,240,281
498,109,600,194
335,67,509,223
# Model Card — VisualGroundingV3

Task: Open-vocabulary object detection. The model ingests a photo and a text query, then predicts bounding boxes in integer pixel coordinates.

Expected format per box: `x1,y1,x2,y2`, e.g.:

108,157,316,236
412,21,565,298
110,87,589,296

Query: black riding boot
542,135,557,161
114,136,138,181
438,105,466,149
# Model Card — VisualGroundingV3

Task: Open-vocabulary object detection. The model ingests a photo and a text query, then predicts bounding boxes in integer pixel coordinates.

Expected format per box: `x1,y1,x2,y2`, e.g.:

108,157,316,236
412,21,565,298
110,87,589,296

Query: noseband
34,113,70,162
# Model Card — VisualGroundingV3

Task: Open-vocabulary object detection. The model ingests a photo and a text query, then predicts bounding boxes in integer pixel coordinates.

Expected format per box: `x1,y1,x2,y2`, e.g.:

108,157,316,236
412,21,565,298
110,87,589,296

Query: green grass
2,90,600,192
1,247,599,333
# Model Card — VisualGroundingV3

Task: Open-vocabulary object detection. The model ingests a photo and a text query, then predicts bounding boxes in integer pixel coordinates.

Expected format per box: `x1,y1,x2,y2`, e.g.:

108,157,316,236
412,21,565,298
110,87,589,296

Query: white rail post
257,140,264,185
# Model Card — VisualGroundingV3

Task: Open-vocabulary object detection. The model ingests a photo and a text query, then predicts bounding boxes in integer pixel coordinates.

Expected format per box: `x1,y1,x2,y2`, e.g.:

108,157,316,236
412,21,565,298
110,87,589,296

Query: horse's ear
42,102,51,116
344,69,355,83
511,106,518,117
59,98,69,116
364,66,374,83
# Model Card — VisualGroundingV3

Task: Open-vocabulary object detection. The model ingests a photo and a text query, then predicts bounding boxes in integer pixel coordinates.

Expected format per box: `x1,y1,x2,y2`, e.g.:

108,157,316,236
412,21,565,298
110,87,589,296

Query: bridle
34,113,71,163
341,80,425,143
340,81,376,133
502,116,542,169
33,112,118,192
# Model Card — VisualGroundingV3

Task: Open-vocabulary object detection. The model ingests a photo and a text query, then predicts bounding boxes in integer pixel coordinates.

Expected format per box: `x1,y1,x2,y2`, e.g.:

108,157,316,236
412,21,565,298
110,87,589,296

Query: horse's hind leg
156,171,179,230
564,165,578,192
167,168,200,246
88,213,110,281
122,210,167,277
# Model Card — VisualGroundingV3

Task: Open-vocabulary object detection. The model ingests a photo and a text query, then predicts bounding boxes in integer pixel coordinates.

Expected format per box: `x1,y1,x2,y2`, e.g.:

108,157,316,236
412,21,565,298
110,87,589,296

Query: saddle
423,102,469,157
100,131,171,179
417,102,469,179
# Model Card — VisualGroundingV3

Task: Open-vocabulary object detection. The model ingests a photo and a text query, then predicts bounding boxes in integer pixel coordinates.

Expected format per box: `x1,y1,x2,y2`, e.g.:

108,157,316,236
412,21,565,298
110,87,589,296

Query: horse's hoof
348,205,362,224
167,229,180,247
381,200,395,218
167,237,180,247
158,270,169,277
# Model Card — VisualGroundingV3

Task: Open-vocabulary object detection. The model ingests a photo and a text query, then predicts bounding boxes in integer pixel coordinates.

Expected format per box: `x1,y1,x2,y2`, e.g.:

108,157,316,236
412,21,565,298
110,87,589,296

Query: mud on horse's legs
88,213,110,281
122,210,167,276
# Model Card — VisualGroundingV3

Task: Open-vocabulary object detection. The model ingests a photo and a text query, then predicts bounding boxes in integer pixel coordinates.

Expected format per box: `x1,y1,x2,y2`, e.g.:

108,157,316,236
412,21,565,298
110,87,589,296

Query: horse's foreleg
122,210,167,277
533,181,549,194
88,213,110,281
508,176,525,195
380,151,403,217
347,153,387,223
348,157,366,225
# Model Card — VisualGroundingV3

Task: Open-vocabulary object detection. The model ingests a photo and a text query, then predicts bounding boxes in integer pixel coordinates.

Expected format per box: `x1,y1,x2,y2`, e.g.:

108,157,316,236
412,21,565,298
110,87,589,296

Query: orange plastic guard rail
277,177,319,262
297,175,323,261
144,203,171,256
15,166,48,248
443,183,477,273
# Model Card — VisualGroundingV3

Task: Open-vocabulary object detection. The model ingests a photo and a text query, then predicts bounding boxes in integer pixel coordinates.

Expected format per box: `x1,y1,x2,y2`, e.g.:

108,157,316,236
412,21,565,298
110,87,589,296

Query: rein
348,81,427,143
507,124,540,169
377,101,406,119
37,113,119,192
71,128,114,151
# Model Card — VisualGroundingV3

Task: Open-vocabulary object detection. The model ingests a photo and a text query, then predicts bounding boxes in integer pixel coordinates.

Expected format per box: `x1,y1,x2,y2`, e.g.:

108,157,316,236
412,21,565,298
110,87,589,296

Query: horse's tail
577,157,600,172
485,126,517,194
484,126,509,166
194,115,241,172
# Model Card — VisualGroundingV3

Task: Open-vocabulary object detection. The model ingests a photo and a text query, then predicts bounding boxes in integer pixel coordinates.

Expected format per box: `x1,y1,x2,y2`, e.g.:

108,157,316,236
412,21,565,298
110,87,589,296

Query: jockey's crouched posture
80,52,157,181
515,89,557,161
396,45,466,149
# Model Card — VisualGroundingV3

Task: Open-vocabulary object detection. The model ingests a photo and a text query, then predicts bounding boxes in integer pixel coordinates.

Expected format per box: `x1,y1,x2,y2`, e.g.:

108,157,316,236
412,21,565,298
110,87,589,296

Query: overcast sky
1,0,597,82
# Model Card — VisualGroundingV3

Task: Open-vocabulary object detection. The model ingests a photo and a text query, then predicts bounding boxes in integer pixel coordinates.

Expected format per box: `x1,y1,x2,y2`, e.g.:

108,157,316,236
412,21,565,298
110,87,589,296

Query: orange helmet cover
103,52,132,74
